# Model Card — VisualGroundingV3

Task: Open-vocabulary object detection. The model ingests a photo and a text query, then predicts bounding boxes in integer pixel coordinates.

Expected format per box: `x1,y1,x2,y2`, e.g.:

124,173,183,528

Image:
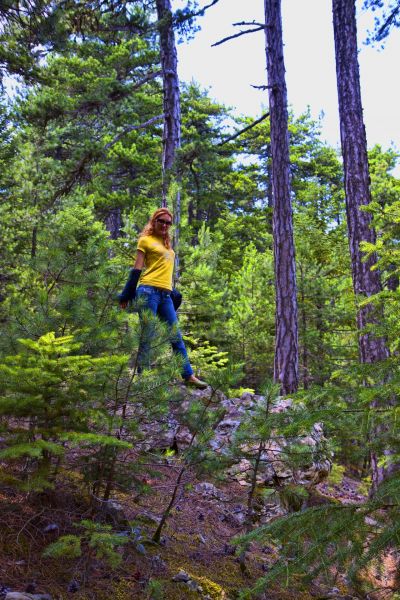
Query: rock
150,555,167,571
174,426,193,447
135,510,162,525
95,499,128,526
240,392,256,408
6,594,52,600
136,387,332,506
0,588,11,600
195,482,228,501
42,524,59,534
172,570,190,583
271,397,293,412
187,580,201,592
230,506,246,525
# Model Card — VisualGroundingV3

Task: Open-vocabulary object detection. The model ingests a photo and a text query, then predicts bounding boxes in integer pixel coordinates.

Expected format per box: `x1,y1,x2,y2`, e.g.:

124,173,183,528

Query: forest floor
0,466,382,600
0,384,398,600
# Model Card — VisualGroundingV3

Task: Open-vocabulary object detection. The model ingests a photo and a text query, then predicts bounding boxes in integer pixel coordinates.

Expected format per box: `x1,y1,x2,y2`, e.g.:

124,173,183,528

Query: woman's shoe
184,375,208,390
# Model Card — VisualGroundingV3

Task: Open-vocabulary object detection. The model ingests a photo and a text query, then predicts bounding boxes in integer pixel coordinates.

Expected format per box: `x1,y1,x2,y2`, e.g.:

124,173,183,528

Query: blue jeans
136,285,193,380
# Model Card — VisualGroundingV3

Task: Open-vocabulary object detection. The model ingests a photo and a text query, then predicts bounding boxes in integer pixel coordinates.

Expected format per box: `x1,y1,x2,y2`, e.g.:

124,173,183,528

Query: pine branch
131,70,163,90
173,0,221,24
105,115,164,149
375,2,400,40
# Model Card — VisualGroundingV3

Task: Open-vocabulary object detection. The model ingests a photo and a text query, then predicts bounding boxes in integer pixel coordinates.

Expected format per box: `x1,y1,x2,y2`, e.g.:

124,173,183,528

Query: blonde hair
139,208,173,249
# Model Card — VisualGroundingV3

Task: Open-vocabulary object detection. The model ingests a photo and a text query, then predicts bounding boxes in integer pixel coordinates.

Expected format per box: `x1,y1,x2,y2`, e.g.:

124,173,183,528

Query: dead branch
232,20,265,28
251,84,272,90
212,25,264,47
217,112,270,146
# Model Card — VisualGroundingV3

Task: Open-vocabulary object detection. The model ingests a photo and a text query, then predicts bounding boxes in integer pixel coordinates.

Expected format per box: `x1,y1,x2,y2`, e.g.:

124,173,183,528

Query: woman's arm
134,250,145,270
119,251,145,308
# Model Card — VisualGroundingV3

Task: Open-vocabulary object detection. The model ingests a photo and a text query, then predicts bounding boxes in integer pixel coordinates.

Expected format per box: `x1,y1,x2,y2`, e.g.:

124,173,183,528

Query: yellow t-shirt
137,235,175,291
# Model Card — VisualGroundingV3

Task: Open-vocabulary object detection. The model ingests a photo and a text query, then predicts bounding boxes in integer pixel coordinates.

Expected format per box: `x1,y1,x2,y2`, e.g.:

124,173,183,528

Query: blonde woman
119,208,207,389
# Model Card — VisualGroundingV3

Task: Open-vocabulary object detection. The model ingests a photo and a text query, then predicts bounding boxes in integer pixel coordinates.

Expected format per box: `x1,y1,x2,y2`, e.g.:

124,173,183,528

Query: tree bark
264,0,299,395
332,0,391,491
155,0,181,276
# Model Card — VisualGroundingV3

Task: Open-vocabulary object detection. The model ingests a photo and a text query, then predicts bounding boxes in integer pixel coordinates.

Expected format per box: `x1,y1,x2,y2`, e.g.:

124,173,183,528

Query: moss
93,579,136,600
191,574,226,599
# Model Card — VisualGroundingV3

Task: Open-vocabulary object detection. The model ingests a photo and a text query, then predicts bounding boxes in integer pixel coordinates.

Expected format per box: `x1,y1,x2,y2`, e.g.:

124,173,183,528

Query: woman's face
153,213,173,236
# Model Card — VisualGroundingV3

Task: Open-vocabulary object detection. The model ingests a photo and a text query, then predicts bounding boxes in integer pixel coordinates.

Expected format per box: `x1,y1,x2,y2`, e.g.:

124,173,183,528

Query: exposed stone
42,523,59,534
195,482,228,501
5,594,52,600
137,386,332,508
172,570,190,583
94,499,128,526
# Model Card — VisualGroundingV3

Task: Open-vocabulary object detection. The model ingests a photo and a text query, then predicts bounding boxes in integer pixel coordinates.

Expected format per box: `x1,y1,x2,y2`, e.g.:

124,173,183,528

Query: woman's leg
157,293,194,380
136,286,160,372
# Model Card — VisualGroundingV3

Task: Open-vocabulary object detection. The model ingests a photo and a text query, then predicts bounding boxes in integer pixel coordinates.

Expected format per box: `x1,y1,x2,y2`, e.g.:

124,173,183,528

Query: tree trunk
264,0,299,395
156,0,181,276
332,0,391,491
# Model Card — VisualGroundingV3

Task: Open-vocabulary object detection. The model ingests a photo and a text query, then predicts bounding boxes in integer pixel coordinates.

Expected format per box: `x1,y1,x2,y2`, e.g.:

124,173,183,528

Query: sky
174,0,400,169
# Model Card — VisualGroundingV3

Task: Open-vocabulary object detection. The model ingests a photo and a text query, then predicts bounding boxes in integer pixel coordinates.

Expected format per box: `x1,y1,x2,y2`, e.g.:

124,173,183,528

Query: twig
16,508,45,545
233,20,265,27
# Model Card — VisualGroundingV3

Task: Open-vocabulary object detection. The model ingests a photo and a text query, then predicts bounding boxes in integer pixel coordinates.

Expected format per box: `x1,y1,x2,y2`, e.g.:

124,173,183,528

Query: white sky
174,0,400,169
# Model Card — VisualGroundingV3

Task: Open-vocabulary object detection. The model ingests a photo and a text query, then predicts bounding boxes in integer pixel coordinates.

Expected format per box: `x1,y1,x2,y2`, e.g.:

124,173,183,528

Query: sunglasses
156,218,173,226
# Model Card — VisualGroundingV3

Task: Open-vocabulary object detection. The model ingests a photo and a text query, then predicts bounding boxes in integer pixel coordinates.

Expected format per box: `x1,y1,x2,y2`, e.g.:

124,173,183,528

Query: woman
119,208,207,389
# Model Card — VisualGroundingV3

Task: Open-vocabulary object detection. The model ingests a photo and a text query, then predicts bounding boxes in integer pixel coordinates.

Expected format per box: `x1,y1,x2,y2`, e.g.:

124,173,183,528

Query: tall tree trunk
264,0,299,395
156,0,181,276
332,0,391,491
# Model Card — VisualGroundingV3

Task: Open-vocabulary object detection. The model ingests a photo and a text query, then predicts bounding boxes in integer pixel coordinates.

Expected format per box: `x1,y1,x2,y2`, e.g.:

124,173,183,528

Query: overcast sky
174,0,400,168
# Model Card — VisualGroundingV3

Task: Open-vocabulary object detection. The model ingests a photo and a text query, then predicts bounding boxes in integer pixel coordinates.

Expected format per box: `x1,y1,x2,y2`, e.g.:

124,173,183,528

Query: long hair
139,208,173,249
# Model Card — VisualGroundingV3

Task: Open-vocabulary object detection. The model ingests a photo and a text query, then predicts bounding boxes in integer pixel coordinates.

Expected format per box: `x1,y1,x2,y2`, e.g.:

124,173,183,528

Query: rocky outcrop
138,387,332,510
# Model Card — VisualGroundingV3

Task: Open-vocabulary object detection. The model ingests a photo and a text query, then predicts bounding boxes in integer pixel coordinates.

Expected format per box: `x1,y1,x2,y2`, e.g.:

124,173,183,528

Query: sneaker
184,375,208,390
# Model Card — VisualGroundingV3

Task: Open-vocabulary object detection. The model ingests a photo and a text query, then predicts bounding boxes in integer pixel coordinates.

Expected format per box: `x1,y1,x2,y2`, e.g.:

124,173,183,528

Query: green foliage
145,578,164,600
42,534,82,560
1,7,400,595
179,223,228,351
182,336,229,378
0,332,129,490
237,472,400,597
226,243,275,387
43,520,129,568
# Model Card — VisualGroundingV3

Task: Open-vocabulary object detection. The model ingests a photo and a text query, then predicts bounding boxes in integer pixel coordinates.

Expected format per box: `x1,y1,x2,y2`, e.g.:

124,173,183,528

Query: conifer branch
375,3,400,40
173,0,221,24
131,70,163,90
